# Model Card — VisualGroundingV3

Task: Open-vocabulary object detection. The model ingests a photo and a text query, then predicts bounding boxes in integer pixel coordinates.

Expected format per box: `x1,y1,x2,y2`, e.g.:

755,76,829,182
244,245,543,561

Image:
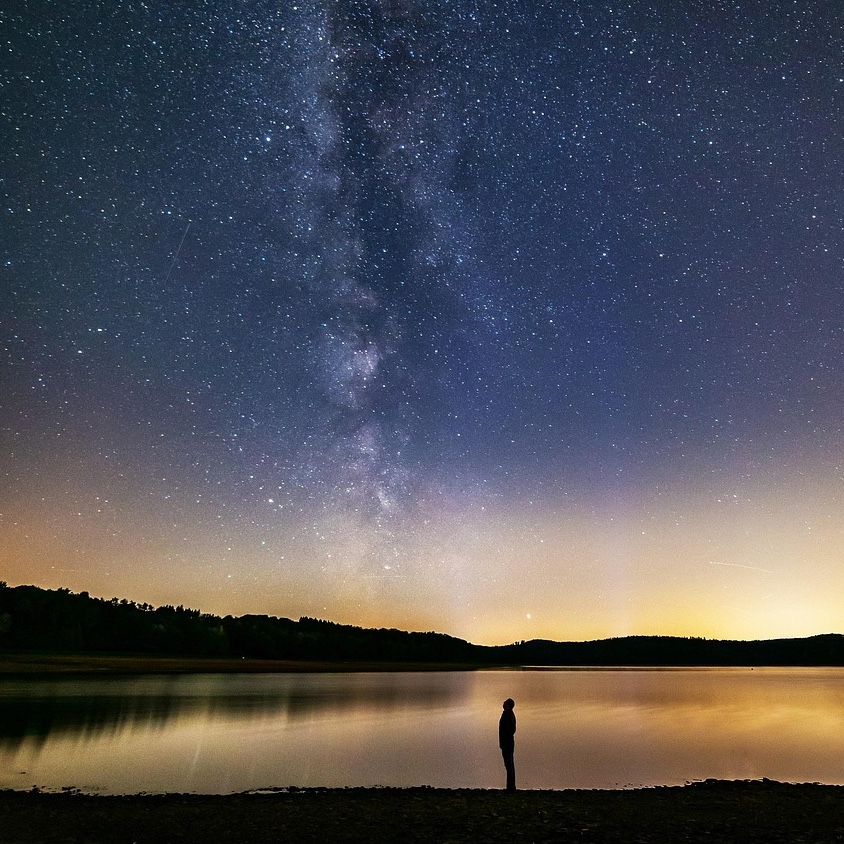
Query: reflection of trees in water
0,693,189,748
0,674,469,749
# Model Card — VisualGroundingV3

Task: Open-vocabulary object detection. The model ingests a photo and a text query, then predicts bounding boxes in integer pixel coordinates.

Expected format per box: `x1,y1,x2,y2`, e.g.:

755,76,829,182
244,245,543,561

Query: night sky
3,0,843,644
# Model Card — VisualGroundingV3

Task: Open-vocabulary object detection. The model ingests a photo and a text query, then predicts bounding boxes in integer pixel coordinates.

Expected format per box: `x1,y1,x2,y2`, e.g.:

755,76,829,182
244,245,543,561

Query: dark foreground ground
2,780,842,844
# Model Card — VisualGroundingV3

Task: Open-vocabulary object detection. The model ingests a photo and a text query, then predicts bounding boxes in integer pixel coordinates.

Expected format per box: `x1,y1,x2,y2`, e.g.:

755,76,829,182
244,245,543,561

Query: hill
1,582,842,666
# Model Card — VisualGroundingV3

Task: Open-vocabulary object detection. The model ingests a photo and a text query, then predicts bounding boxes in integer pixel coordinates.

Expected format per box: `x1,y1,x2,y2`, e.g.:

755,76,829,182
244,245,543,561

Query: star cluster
2,0,843,643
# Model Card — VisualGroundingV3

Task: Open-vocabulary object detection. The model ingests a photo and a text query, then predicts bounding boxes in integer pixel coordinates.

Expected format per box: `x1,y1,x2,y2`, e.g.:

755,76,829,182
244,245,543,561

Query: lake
2,668,843,794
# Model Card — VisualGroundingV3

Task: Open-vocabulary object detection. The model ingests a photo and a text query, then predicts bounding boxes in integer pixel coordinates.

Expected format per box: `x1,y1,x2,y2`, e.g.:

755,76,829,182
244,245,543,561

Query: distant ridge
1,583,842,666
491,633,844,667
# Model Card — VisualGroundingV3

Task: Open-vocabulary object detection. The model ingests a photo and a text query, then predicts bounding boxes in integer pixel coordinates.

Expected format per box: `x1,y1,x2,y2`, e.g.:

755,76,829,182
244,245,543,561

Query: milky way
2,1,844,642
283,2,473,524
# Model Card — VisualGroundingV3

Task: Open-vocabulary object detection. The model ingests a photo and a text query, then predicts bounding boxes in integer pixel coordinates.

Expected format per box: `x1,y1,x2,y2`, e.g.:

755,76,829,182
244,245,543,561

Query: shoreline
5,653,842,676
3,780,842,843
0,653,493,675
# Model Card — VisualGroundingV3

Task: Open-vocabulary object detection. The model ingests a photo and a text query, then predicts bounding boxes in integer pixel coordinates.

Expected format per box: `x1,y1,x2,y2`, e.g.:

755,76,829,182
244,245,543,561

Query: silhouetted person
498,697,516,792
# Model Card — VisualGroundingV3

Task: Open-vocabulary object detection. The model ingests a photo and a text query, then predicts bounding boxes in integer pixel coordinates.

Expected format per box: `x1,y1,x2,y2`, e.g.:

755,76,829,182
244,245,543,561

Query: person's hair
503,698,514,709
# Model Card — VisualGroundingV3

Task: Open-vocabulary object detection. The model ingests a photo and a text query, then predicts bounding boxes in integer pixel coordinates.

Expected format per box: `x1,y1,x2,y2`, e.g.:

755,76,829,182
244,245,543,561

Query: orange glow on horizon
3,462,844,647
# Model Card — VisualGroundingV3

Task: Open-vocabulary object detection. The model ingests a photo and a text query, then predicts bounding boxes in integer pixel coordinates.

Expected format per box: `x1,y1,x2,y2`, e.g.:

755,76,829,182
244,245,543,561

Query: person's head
503,698,515,711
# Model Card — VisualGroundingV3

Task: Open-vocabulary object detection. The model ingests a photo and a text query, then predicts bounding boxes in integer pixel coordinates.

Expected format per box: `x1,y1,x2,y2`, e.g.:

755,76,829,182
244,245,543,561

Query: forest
1,583,842,666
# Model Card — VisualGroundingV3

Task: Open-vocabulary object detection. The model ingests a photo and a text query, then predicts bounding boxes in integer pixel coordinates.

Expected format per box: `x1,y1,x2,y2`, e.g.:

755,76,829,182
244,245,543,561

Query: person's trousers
501,747,516,792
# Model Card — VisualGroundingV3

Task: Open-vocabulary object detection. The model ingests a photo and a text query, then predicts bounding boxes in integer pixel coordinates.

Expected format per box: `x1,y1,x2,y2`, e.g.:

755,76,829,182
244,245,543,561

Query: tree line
1,583,842,665
0,583,478,663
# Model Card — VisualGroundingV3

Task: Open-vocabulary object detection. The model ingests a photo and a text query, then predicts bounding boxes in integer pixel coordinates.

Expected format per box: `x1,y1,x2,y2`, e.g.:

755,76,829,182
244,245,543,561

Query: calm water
1,668,843,793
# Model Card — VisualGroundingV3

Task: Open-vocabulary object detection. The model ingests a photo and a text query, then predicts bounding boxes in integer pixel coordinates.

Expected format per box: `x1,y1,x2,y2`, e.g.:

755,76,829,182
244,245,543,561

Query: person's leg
502,748,516,792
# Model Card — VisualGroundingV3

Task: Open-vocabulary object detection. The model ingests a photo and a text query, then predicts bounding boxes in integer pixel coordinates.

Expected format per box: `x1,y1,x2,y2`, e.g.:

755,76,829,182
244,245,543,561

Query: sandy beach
2,780,842,843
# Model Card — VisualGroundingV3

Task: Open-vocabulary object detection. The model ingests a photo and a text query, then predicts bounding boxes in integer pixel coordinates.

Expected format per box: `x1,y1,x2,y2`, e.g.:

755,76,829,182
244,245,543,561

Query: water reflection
0,672,467,746
1,668,843,793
